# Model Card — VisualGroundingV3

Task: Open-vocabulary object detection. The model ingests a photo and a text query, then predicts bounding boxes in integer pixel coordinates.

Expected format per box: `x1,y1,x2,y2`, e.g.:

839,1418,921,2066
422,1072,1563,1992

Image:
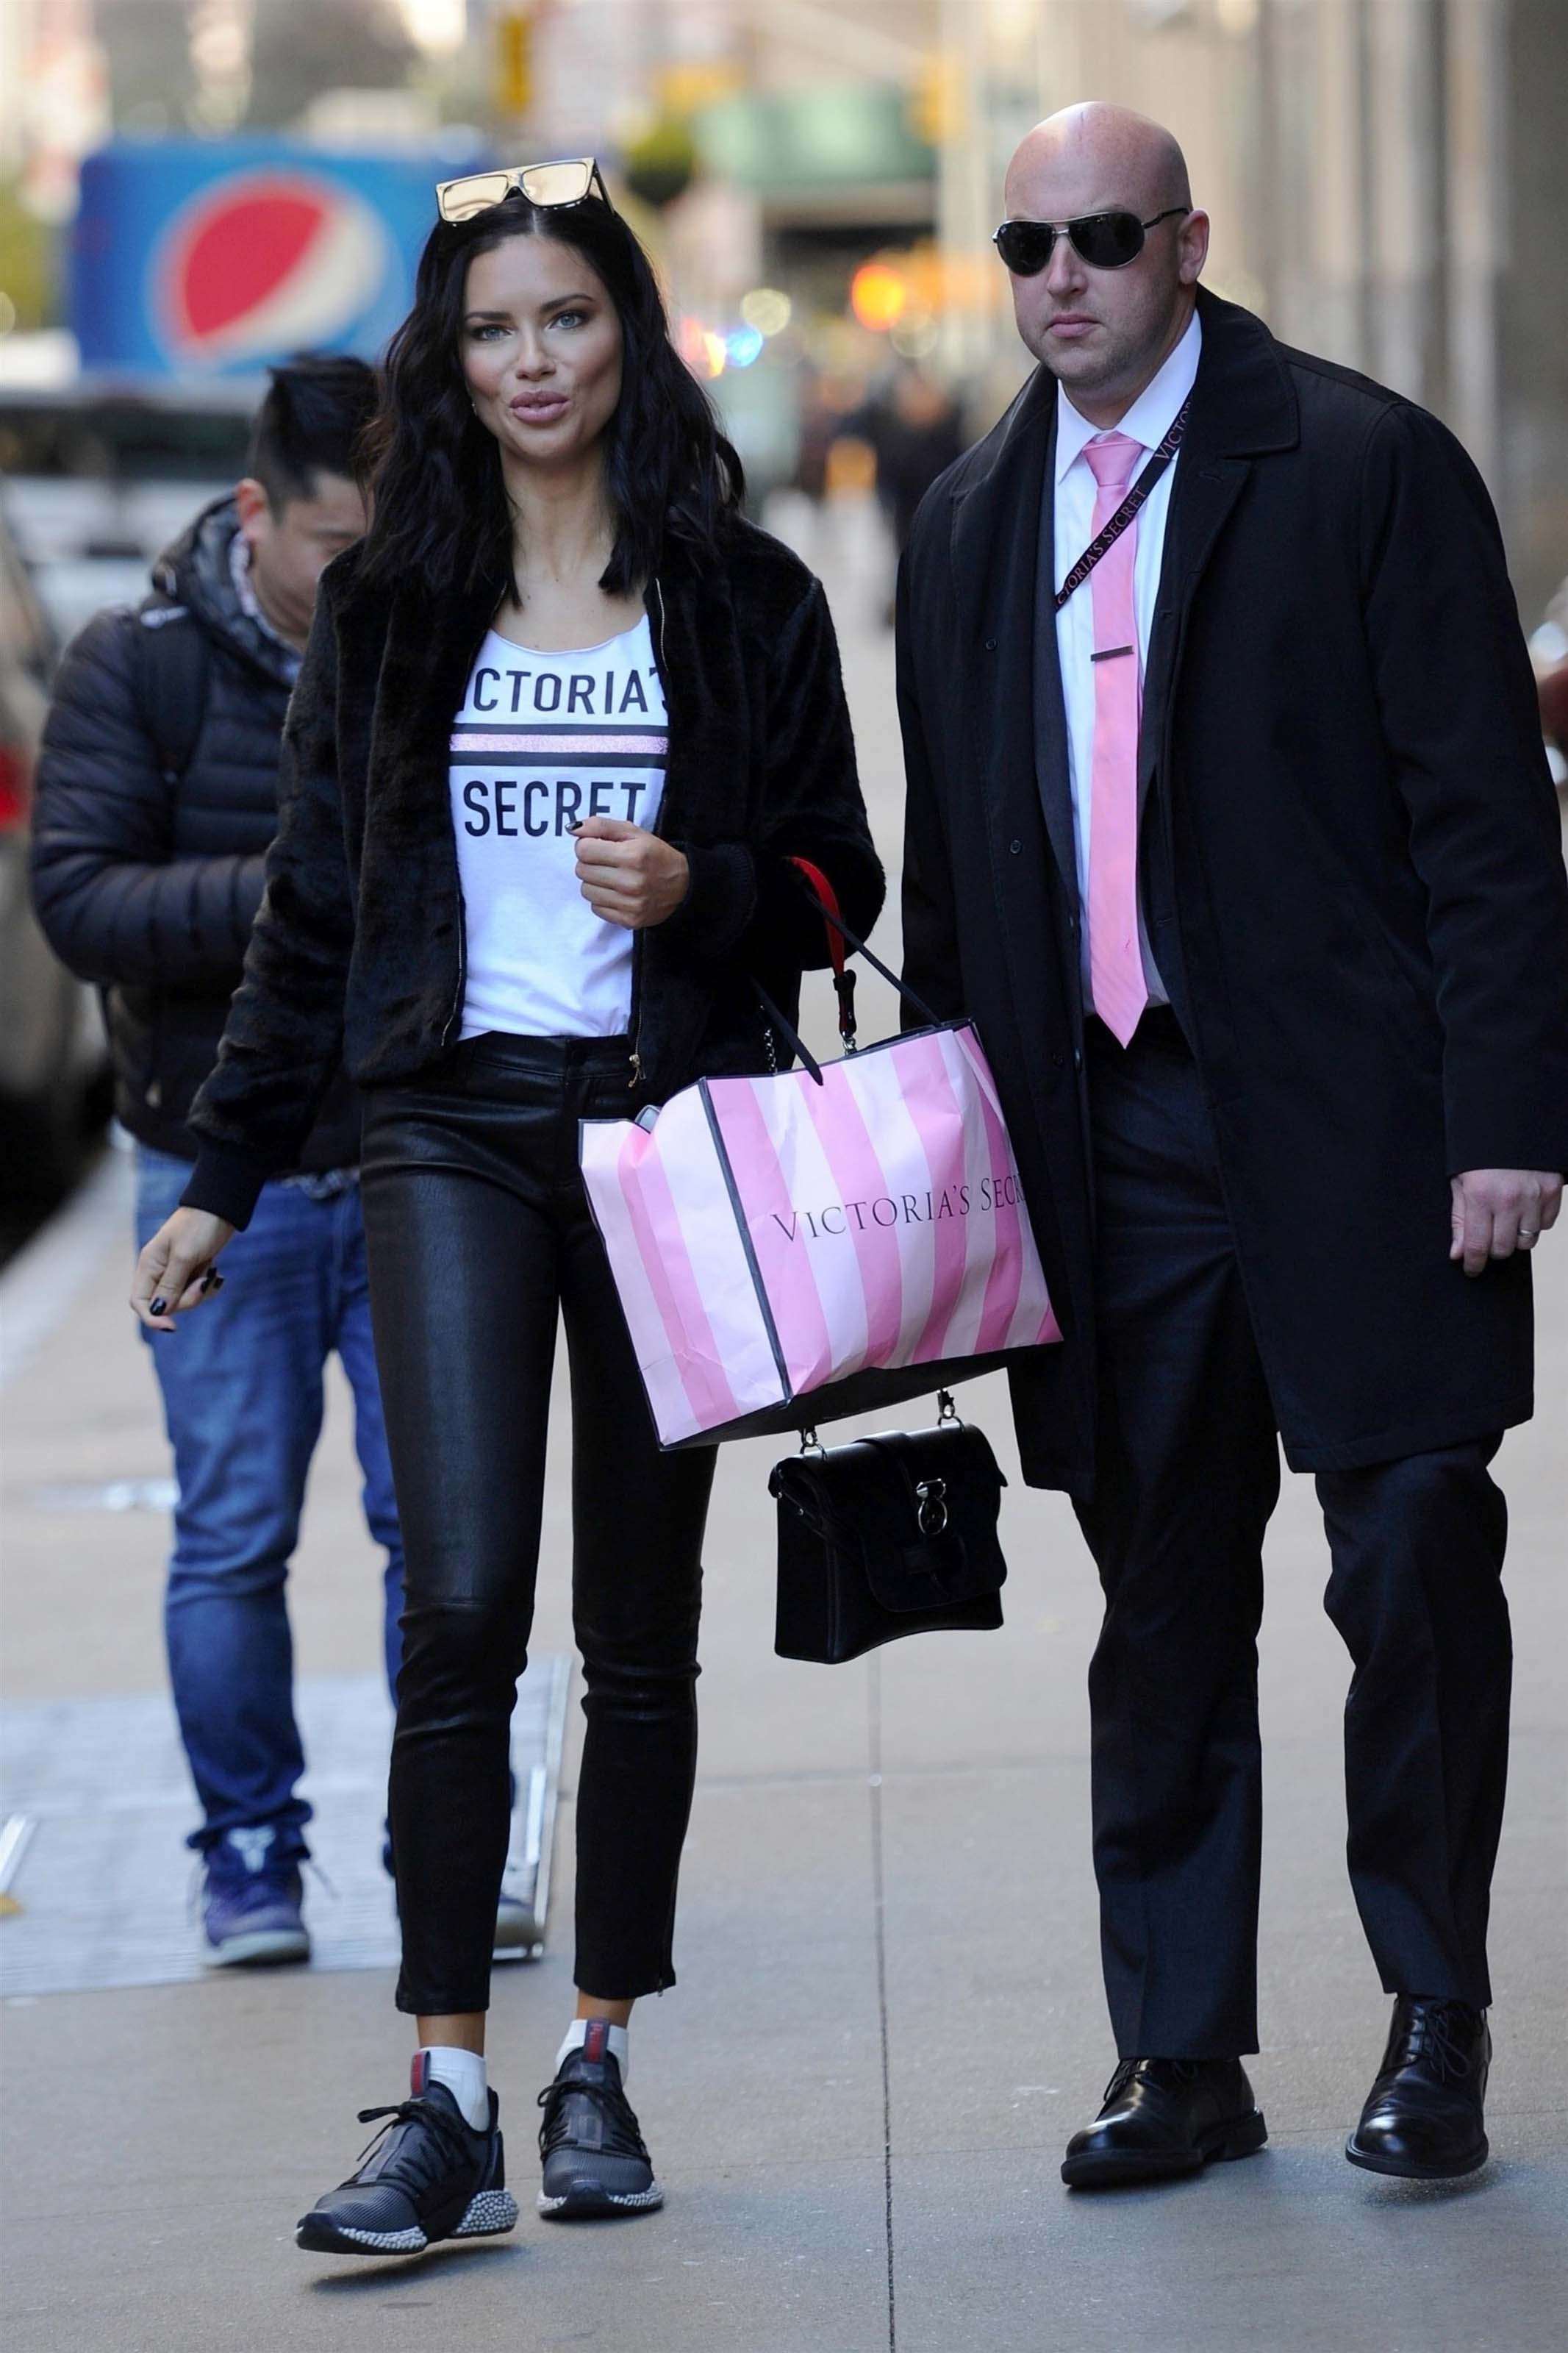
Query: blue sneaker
384,1814,534,1957
201,1831,310,1968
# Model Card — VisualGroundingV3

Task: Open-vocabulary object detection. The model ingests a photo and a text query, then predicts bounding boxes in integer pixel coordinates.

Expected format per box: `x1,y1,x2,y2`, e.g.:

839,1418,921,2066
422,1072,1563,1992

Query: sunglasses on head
992,206,1187,276
434,156,612,226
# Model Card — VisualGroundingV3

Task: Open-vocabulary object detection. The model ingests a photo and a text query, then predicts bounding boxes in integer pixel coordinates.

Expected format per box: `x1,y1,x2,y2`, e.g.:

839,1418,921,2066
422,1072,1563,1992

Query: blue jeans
136,1146,404,1863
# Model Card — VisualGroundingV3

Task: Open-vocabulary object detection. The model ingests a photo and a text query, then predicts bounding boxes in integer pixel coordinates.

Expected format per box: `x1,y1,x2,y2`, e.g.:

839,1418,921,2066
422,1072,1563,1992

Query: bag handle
786,857,937,1022
755,976,825,1086
751,858,942,1088
789,858,857,1060
790,856,848,983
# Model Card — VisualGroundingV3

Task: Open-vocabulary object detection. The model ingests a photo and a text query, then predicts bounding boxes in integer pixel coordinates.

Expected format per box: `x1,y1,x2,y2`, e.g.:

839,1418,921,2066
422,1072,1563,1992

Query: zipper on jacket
442,610,499,1052
629,575,670,1090
441,890,469,1051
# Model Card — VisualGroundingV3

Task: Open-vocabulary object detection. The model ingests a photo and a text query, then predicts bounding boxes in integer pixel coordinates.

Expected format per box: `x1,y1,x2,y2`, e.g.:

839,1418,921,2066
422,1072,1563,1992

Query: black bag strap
133,601,211,785
755,977,825,1087
1053,392,1192,613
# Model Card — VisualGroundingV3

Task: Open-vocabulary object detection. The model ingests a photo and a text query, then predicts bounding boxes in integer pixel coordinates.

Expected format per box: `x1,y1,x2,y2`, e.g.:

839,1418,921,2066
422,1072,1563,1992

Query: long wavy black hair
356,185,743,603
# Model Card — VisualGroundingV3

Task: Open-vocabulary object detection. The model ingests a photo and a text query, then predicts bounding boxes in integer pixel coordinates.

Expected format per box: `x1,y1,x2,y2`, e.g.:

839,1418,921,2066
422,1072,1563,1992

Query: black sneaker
537,2023,663,2219
297,2058,519,2257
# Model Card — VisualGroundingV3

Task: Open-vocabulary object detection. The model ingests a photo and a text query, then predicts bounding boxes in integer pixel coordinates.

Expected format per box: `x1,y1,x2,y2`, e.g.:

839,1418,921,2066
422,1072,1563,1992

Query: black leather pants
360,1034,716,2015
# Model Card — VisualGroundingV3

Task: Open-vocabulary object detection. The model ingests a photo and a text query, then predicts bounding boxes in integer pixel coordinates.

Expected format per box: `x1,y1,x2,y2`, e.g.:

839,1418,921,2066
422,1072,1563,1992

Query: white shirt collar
1053,306,1203,484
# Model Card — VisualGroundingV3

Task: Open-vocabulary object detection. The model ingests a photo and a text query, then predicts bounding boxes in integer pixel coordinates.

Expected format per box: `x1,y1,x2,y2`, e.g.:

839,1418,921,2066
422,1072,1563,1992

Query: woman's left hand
573,818,690,929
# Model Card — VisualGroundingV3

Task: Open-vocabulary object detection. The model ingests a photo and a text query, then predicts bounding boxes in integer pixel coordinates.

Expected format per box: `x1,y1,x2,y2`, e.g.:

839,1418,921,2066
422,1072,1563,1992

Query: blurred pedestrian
862,365,968,556
854,365,967,626
30,357,407,1971
131,160,881,2254
898,103,1568,2190
792,364,855,505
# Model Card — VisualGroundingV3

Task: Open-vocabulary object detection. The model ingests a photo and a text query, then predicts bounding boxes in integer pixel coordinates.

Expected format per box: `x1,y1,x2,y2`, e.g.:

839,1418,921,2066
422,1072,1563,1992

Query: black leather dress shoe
1345,1996,1490,2179
1061,2057,1267,2188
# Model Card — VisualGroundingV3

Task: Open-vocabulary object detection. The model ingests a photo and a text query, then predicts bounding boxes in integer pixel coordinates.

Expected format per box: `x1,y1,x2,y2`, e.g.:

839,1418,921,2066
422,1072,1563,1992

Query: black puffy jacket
29,496,358,1168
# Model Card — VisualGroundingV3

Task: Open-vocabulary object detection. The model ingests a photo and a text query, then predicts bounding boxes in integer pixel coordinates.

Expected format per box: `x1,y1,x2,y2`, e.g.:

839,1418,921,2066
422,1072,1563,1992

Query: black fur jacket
184,513,884,1229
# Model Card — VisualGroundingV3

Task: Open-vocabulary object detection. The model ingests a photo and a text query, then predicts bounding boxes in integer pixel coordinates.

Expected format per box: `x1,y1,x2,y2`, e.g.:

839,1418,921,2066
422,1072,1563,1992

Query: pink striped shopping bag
579,871,1061,1449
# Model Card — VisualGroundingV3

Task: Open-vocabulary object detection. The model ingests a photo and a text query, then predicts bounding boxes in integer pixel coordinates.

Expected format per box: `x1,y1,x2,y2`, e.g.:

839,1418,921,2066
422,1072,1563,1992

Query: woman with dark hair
132,160,884,2255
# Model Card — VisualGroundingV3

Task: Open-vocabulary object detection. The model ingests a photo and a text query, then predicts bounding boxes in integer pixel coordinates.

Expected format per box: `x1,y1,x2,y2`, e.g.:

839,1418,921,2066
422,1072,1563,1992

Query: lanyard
1053,393,1192,613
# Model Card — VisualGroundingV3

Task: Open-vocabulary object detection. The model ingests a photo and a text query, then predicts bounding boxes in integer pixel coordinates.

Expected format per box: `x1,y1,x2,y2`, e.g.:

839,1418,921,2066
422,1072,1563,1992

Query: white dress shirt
1051,306,1202,1009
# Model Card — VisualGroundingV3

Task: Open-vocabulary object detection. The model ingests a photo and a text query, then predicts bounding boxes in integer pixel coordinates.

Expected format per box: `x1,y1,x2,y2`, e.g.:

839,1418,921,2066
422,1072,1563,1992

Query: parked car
0,380,252,642
0,503,108,1204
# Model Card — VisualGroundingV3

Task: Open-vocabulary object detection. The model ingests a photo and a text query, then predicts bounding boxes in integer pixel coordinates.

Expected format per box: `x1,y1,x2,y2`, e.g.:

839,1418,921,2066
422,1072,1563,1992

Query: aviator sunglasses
435,155,612,225
993,206,1188,276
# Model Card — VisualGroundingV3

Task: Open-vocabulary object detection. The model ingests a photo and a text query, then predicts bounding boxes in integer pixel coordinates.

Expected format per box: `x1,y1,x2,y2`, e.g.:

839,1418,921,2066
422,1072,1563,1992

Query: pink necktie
1082,432,1149,1046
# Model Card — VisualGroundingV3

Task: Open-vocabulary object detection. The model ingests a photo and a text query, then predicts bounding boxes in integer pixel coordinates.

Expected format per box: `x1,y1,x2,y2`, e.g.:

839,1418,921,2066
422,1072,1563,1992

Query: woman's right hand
131,1207,237,1333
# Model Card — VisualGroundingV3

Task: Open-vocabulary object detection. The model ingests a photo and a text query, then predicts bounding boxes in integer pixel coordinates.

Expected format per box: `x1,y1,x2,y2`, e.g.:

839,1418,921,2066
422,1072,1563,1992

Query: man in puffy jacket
31,356,402,1967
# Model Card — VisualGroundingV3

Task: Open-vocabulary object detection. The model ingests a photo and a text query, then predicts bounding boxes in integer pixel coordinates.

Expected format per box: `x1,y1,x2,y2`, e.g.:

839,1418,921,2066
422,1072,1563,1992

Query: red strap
788,856,845,978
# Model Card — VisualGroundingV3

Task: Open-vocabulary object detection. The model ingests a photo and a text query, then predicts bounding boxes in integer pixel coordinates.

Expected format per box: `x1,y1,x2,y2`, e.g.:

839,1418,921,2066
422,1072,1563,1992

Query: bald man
896,104,1568,2188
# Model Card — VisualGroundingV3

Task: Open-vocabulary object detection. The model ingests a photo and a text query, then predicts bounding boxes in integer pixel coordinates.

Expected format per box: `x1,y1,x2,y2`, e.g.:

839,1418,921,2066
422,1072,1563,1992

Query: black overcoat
897,288,1568,1496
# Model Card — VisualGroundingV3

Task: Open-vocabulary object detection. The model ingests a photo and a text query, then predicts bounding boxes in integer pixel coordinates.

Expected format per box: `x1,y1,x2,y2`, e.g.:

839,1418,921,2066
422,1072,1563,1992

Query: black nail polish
150,1298,168,1316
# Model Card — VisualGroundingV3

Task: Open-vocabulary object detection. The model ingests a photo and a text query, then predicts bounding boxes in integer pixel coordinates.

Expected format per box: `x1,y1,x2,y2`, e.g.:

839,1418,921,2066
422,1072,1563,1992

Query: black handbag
768,1396,1009,1665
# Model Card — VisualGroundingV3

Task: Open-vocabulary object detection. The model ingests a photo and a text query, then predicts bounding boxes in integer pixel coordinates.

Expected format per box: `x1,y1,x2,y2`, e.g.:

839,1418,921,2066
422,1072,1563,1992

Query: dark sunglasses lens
995,221,1057,276
1072,212,1145,268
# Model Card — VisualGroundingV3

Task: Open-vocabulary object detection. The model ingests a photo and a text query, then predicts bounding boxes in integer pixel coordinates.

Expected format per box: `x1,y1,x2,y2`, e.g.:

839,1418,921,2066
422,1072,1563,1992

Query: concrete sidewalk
3,569,1565,2352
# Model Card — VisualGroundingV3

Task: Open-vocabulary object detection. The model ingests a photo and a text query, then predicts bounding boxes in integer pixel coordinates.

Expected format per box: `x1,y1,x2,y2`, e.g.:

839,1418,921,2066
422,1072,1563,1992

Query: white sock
418,2045,488,2131
556,2018,630,2079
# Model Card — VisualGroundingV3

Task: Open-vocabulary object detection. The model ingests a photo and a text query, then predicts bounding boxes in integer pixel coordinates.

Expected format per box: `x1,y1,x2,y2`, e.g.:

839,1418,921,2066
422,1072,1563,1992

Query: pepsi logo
152,168,390,370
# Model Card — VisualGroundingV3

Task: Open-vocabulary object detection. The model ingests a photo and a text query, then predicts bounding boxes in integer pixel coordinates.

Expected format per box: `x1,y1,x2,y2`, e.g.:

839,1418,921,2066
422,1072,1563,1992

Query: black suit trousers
1074,1010,1511,2057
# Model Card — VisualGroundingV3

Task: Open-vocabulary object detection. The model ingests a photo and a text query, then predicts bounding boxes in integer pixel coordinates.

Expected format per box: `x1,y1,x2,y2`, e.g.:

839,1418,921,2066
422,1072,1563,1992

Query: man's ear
234,478,271,543
1178,210,1211,287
